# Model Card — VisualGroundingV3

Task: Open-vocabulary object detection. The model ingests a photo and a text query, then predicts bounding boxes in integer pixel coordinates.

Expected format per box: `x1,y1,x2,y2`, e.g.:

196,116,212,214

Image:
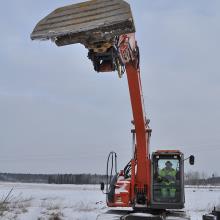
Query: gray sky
0,0,219,175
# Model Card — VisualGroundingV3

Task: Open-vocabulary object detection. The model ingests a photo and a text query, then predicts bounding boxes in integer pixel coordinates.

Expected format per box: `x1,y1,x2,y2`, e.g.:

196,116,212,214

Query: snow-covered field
0,182,219,220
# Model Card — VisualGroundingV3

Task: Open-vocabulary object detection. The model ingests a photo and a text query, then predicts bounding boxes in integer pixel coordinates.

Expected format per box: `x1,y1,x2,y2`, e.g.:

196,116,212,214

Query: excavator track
97,210,190,220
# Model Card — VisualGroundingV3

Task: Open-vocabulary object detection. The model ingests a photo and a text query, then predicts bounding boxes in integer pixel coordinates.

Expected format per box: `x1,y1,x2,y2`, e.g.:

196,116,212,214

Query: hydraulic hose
106,151,118,195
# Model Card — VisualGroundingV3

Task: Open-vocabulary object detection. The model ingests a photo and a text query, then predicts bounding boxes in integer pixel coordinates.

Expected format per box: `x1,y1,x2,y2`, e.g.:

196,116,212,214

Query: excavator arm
115,33,151,205
89,32,152,205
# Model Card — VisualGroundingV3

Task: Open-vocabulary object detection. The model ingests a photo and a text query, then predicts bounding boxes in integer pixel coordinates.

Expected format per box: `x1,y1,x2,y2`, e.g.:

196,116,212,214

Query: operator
158,161,177,199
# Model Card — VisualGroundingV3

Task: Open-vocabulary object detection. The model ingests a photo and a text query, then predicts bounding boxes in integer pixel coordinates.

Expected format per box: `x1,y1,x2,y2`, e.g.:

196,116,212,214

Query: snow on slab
0,182,219,220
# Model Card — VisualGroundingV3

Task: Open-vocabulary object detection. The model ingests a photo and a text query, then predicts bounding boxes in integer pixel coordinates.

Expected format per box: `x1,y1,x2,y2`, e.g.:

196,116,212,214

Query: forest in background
0,172,219,185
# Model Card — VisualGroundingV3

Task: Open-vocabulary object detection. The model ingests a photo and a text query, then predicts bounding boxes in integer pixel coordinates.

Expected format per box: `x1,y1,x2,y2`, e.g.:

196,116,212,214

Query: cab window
153,156,181,203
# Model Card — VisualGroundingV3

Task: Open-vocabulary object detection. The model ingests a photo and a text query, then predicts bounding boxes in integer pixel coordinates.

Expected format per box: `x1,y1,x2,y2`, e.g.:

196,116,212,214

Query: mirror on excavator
189,155,195,165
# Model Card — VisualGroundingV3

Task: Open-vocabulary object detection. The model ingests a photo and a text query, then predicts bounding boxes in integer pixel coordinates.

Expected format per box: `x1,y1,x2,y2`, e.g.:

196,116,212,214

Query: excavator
31,0,195,219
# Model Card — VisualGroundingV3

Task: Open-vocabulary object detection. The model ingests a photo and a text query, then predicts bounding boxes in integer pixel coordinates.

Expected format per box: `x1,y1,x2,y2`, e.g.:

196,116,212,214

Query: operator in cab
158,161,177,200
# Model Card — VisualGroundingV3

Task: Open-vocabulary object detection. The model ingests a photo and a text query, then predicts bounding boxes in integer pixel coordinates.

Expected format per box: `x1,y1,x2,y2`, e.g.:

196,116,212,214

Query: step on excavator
31,1,195,219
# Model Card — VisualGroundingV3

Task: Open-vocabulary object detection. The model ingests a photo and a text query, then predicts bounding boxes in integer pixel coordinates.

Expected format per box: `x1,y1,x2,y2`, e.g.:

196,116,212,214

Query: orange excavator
31,0,194,219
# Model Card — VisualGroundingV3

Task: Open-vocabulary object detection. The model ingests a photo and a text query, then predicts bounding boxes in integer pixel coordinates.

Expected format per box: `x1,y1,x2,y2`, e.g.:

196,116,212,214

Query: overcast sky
0,0,219,175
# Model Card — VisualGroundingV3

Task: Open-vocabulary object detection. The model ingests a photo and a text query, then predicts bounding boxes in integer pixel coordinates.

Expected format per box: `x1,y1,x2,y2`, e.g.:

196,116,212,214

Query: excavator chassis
97,210,190,220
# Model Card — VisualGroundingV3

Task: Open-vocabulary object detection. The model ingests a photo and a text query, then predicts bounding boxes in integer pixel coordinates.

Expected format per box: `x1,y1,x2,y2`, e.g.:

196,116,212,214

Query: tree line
48,174,106,184
185,171,220,185
0,172,219,185
0,173,106,184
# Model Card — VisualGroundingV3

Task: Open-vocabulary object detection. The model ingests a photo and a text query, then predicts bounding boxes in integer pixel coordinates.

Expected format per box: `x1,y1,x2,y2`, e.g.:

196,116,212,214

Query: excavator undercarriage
97,209,190,220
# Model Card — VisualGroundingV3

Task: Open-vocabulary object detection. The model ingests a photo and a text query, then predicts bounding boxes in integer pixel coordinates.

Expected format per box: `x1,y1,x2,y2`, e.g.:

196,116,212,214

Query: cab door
150,151,185,209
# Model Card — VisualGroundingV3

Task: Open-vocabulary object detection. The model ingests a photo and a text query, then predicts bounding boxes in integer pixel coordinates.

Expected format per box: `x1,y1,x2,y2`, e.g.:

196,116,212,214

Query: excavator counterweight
31,0,135,49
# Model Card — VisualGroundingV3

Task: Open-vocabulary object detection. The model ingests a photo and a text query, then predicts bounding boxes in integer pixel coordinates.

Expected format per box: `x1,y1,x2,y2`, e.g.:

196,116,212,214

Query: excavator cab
151,150,185,209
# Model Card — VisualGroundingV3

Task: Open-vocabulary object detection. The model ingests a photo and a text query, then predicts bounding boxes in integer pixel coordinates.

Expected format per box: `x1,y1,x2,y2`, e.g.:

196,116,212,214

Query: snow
0,182,219,220
185,187,220,220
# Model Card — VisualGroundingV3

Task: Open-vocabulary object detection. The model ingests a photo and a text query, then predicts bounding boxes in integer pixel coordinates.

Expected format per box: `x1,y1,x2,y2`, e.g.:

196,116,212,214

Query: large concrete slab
31,0,135,47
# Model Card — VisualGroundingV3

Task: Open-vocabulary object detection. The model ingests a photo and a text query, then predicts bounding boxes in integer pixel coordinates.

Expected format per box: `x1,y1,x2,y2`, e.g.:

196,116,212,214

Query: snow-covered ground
185,186,220,220
0,182,219,220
